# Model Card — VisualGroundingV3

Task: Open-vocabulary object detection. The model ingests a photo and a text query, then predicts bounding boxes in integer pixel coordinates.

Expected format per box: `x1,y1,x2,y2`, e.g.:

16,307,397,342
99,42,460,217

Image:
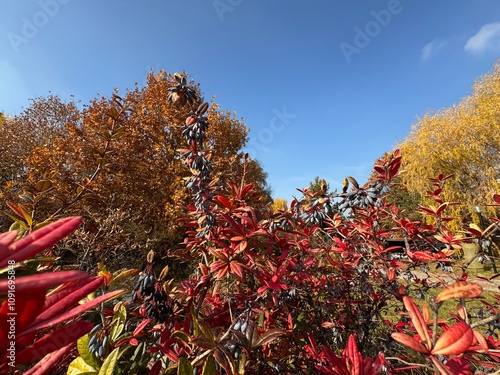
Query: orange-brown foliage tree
0,71,270,271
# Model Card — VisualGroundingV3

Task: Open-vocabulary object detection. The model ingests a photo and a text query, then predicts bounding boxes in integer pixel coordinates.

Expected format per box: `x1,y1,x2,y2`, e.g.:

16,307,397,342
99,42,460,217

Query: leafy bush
69,79,500,374
3,73,500,374
0,217,122,374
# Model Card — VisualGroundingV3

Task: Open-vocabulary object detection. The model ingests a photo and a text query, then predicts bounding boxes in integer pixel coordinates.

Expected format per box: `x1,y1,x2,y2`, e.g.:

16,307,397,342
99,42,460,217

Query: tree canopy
0,70,270,270
398,61,500,229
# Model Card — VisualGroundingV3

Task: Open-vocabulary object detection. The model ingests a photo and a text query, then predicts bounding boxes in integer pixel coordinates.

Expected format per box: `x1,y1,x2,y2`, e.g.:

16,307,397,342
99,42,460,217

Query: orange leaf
457,303,467,320
435,281,483,303
391,332,429,354
432,322,474,355
471,329,489,351
422,303,431,322
403,296,431,349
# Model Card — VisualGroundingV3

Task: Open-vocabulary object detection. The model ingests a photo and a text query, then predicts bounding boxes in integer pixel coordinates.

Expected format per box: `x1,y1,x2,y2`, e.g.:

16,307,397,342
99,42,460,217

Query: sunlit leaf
435,281,483,303
432,322,474,355
98,347,120,375
391,332,429,354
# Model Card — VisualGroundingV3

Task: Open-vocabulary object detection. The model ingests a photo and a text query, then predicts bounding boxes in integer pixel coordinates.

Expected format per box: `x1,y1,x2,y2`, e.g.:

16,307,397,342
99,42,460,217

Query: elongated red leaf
471,329,489,351
240,183,254,199
0,271,89,294
432,322,474,355
0,217,82,268
391,332,430,354
318,345,347,374
16,321,93,365
403,296,431,349
215,195,232,209
0,231,18,259
344,334,362,375
36,277,104,323
467,224,483,238
435,281,483,303
23,343,74,375
430,356,454,375
17,291,46,333
133,318,151,337
44,277,93,307
22,289,123,336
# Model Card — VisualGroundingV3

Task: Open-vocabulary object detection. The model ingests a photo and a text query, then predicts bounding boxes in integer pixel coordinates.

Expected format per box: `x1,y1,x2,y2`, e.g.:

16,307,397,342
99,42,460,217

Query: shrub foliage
1,71,500,374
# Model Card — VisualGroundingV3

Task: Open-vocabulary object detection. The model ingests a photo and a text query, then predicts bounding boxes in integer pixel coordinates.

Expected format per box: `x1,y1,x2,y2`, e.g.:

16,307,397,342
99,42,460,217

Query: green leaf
202,354,217,375
98,347,119,375
67,357,98,375
178,357,193,375
110,304,127,342
77,334,101,369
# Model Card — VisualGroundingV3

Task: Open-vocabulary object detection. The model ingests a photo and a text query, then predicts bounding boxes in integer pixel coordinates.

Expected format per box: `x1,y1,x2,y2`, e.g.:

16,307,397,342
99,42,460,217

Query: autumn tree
0,71,269,271
398,61,500,229
270,198,288,213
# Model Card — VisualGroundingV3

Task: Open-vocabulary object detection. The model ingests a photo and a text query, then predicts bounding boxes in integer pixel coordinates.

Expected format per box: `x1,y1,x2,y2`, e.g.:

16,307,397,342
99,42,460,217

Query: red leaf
0,271,90,294
215,195,232,209
23,343,74,375
467,224,483,238
0,217,82,268
493,193,500,205
444,357,471,375
391,332,430,354
413,251,435,261
0,231,18,259
133,318,151,337
432,322,474,355
403,296,431,349
240,183,254,198
17,291,46,333
6,201,26,219
23,289,123,336
344,335,362,375
435,281,483,303
16,321,93,365
229,261,245,280
36,277,104,323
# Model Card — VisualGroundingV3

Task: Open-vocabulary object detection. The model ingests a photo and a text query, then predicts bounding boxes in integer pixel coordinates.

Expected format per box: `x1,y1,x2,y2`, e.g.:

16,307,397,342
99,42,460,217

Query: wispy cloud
420,39,445,61
464,22,500,54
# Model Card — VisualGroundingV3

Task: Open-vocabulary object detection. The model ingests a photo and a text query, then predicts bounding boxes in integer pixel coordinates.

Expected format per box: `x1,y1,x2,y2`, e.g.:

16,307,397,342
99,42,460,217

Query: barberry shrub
67,75,500,375
0,217,123,374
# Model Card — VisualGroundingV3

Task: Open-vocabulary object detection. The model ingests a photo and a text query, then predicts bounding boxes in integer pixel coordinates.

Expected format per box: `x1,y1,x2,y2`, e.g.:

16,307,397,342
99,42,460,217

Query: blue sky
1,1,500,201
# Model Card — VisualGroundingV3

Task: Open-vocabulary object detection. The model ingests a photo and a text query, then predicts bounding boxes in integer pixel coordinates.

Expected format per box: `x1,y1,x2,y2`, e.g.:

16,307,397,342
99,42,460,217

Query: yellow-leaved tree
399,61,500,229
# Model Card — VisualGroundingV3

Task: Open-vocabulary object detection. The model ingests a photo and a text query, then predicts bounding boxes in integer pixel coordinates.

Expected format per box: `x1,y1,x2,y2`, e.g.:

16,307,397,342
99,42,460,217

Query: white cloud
465,22,500,54
421,39,445,61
